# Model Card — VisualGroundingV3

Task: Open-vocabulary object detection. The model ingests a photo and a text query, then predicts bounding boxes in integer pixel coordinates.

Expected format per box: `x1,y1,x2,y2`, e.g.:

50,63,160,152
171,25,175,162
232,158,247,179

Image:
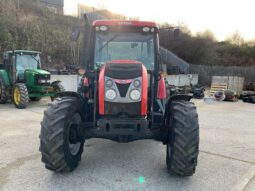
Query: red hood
106,60,143,65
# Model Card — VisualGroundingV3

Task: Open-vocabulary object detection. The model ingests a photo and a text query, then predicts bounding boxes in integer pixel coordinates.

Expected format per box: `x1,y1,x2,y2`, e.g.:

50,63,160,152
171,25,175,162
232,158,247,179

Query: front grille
105,63,142,79
105,101,141,116
35,74,51,86
116,83,130,97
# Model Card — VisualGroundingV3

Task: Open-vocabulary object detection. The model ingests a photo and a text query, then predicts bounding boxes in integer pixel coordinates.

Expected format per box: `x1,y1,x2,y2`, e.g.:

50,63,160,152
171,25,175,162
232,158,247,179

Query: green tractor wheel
0,78,8,104
12,83,29,109
30,97,41,101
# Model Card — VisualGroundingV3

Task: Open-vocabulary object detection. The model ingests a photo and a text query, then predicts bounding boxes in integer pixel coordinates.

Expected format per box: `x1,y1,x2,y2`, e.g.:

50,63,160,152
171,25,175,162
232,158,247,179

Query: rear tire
12,83,29,109
166,100,199,176
0,78,8,104
39,96,85,172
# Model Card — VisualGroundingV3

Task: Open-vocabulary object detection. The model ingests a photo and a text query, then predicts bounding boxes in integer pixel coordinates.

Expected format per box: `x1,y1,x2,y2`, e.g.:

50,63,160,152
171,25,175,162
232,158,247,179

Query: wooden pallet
210,83,228,96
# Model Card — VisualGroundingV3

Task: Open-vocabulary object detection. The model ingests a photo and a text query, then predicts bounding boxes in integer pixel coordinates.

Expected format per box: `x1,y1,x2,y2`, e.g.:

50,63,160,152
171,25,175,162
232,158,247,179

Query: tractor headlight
105,89,117,100
38,79,46,83
130,89,141,101
133,79,141,88
105,79,114,88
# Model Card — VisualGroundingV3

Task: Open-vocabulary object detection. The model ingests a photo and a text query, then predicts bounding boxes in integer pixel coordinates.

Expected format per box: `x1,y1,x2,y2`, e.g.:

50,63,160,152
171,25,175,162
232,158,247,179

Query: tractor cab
83,21,165,124
39,19,199,177
0,50,64,109
3,50,41,82
92,21,156,71
15,51,41,80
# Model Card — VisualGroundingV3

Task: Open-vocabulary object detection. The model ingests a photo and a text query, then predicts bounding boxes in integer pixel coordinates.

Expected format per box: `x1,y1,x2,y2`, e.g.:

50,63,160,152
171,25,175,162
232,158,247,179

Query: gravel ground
0,98,255,191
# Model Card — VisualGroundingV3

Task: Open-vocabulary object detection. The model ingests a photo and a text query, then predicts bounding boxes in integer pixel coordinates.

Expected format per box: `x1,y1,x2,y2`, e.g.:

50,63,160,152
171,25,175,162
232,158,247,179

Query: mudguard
161,94,193,144
55,91,84,100
0,70,10,86
165,94,192,114
55,91,87,121
51,80,61,86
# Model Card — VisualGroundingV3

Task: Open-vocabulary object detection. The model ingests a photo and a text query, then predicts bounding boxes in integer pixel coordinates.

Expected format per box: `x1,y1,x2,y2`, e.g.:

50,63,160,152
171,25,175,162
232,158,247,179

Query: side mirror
159,27,181,41
173,28,181,40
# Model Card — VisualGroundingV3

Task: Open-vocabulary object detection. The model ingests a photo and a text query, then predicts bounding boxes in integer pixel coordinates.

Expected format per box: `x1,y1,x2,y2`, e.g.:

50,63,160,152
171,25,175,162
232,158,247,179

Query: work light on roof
100,26,108,31
143,27,150,32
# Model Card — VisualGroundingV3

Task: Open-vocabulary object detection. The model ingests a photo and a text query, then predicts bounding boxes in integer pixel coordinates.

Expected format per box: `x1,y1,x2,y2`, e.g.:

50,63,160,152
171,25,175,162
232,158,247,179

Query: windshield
94,32,155,70
16,53,40,72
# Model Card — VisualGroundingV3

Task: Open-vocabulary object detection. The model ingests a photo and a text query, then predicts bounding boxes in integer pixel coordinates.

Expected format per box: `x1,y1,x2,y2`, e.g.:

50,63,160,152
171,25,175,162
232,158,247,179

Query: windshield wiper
30,55,41,67
96,34,119,54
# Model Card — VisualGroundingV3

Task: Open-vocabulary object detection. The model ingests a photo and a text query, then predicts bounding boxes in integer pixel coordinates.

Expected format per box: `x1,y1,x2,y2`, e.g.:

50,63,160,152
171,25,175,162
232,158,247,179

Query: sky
64,0,255,41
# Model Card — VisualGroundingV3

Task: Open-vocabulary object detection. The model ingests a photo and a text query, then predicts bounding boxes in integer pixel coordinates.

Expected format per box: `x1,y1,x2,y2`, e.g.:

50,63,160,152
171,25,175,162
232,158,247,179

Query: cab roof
5,50,41,54
93,20,157,28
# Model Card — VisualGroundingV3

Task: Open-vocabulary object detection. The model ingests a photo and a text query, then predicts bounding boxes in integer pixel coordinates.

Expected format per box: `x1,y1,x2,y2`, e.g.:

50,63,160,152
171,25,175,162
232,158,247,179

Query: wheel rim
69,113,81,156
14,87,21,105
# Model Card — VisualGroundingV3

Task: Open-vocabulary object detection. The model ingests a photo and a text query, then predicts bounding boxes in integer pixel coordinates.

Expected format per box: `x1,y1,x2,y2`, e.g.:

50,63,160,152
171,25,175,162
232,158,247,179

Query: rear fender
165,94,192,117
56,91,83,100
162,94,193,144
55,91,87,121
0,70,10,86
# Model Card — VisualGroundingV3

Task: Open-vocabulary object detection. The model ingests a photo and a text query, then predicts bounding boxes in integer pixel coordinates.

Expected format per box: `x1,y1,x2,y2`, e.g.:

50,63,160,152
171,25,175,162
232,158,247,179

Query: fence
190,64,255,86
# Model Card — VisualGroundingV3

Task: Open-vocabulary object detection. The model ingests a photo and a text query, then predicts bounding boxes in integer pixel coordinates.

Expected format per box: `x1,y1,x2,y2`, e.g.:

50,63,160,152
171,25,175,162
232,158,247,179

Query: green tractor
0,50,64,109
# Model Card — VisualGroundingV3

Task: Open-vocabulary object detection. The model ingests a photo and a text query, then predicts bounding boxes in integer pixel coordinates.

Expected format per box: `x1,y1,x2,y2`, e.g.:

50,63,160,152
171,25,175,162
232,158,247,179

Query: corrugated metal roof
40,0,64,6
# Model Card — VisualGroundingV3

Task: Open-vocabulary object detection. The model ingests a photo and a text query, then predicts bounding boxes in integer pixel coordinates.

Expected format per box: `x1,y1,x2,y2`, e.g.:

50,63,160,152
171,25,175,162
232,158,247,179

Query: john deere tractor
39,17,199,176
0,50,64,109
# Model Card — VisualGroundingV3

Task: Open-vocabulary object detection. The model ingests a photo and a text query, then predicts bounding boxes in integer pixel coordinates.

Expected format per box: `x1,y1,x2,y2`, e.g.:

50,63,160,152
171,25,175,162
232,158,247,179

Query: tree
226,31,244,46
196,29,217,42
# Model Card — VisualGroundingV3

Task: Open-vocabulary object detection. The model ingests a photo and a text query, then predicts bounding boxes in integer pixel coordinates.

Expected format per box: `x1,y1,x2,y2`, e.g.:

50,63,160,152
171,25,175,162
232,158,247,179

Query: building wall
77,4,95,18
40,0,64,6
51,75,80,92
40,0,64,14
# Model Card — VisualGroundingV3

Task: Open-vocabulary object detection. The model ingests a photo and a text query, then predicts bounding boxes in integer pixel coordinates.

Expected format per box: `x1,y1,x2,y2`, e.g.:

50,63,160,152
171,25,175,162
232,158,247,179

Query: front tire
12,83,29,109
39,97,85,172
166,100,199,176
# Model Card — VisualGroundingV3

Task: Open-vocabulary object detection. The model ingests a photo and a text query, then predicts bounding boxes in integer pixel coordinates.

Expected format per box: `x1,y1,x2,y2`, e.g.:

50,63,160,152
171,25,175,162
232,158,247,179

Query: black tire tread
13,83,29,109
167,100,199,176
0,78,8,104
39,97,84,172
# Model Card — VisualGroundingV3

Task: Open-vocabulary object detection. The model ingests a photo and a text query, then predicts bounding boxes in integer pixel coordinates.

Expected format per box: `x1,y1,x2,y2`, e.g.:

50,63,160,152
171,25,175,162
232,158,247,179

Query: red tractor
39,18,199,176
